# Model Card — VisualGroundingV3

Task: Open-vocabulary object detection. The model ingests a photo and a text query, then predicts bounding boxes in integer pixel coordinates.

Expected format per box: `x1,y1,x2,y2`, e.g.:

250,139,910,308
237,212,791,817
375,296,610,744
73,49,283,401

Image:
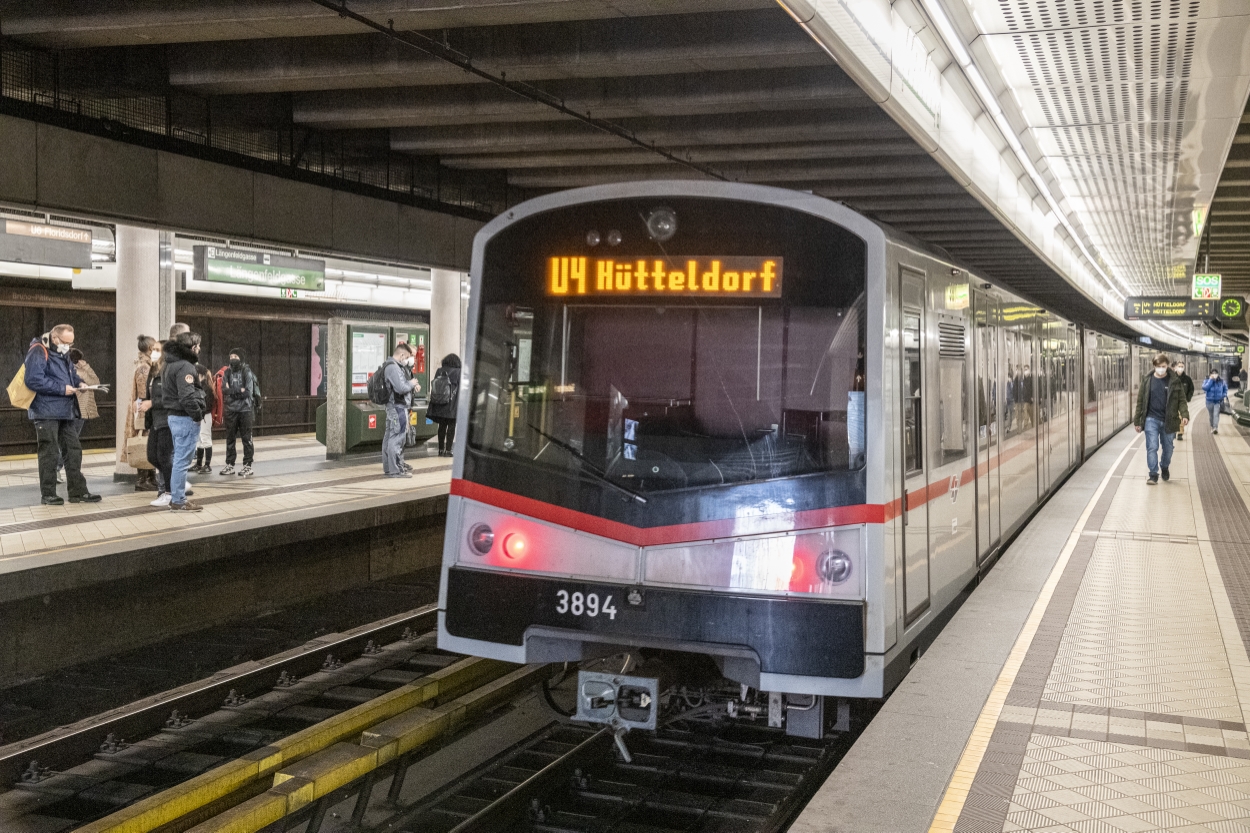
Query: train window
937,322,967,461
903,312,923,475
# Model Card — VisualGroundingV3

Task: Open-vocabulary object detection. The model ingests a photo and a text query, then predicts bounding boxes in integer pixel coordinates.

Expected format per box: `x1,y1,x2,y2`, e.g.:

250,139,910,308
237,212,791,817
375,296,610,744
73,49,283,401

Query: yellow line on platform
927,434,1139,833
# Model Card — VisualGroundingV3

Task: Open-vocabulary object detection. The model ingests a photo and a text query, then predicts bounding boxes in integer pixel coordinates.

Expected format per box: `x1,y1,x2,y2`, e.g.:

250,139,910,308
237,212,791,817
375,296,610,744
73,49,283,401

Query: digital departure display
547,256,782,298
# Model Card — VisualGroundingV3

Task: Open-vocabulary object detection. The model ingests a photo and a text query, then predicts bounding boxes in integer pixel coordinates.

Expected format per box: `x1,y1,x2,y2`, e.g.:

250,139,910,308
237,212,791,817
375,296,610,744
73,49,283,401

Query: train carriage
438,181,1139,737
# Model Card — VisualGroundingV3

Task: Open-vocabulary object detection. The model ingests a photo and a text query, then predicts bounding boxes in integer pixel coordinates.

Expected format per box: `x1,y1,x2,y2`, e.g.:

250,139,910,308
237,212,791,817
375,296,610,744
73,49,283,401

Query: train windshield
464,196,867,514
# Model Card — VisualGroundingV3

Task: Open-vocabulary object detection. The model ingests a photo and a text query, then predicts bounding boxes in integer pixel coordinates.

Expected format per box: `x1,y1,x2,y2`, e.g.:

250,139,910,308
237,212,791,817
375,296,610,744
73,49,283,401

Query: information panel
547,256,782,298
0,220,92,269
1124,296,1245,321
194,245,326,291
1192,273,1222,300
350,330,388,398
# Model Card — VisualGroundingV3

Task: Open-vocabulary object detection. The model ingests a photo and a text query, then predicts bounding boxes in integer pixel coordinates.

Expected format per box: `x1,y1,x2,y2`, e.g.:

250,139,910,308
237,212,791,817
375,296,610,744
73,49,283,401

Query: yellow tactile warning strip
927,436,1141,833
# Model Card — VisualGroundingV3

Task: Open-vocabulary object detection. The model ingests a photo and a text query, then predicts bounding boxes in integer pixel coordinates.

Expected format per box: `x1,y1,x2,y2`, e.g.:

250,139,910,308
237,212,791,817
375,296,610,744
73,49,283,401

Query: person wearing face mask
22,323,101,505
126,335,160,491
1203,369,1229,435
1133,353,1190,485
381,342,421,478
1172,361,1194,441
162,331,207,511
219,348,259,477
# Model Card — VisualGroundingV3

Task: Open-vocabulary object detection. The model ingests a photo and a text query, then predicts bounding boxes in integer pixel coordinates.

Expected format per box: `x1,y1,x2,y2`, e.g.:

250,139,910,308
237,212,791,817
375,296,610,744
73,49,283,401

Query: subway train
437,181,1165,738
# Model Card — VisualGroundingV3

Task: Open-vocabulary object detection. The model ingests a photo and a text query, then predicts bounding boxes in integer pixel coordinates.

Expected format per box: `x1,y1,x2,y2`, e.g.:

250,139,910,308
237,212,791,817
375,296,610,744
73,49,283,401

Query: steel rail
0,604,438,788
305,0,729,182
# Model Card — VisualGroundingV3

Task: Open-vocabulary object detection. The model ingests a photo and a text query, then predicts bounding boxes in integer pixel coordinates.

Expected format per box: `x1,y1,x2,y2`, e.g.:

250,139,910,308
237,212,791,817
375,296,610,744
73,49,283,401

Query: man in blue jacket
24,324,101,505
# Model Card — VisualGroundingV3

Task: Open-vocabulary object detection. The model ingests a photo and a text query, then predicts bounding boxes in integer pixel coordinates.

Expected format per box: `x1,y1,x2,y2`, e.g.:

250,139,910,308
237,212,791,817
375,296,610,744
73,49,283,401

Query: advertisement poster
310,324,327,397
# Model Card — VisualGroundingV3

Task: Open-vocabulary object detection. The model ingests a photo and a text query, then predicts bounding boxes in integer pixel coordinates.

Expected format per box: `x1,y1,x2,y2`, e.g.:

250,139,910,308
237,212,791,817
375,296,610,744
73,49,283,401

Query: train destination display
548,256,782,297
1123,295,1245,321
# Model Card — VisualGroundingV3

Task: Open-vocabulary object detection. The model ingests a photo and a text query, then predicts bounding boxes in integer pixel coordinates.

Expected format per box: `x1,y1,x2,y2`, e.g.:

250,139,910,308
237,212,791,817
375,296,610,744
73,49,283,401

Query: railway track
0,604,545,833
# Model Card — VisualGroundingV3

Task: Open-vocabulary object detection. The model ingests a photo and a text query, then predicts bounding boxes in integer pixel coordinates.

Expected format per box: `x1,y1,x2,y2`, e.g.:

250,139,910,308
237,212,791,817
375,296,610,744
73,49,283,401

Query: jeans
1143,416,1174,477
224,410,254,466
1207,401,1221,430
383,405,409,474
33,419,87,498
167,415,201,504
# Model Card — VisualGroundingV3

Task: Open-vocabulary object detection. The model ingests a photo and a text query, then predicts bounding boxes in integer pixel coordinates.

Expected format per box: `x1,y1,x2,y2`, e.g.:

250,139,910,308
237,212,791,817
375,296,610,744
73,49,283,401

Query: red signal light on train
502,532,528,560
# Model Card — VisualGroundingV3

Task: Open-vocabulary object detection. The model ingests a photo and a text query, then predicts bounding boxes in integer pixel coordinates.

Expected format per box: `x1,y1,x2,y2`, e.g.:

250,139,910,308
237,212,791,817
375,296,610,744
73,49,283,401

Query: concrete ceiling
0,0,1169,337
1205,104,1250,300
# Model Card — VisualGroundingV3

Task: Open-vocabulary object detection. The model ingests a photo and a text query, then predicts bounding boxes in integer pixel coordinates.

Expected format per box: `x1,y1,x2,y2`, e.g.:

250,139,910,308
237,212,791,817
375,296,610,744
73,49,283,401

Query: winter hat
228,348,245,361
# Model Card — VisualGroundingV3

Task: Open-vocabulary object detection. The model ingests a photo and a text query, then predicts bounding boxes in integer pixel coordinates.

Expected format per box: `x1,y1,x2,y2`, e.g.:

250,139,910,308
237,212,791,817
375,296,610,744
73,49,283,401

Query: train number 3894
554,590,618,620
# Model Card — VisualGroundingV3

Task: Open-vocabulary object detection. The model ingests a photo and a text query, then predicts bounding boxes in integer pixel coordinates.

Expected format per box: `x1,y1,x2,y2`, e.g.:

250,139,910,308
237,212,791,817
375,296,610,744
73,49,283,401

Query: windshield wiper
527,423,647,505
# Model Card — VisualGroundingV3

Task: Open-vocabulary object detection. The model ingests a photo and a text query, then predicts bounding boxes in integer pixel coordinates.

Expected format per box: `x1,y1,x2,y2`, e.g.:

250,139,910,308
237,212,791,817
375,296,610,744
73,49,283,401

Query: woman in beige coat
125,335,159,491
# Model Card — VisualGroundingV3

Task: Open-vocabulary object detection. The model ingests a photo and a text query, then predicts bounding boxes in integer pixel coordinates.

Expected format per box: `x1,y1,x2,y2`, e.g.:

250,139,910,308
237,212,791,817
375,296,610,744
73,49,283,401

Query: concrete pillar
430,269,467,367
113,225,173,480
325,318,348,459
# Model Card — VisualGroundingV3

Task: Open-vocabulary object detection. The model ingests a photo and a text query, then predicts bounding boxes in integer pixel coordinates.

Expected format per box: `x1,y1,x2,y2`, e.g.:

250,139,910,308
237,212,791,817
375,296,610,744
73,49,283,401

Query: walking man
23,324,101,505
162,332,207,511
1173,360,1194,441
381,342,420,478
1203,369,1229,435
219,348,259,477
1134,353,1189,485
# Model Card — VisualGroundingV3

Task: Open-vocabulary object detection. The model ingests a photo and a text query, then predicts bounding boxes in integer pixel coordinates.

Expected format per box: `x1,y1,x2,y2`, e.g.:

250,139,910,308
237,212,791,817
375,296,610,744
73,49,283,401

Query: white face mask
1154,367,1167,377
56,342,70,355
405,356,415,369
150,351,161,362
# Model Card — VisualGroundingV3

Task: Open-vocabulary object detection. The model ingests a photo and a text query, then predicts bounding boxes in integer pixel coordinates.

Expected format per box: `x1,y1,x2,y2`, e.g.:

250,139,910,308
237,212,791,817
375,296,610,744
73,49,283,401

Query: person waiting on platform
1204,369,1229,435
1173,360,1195,441
22,324,101,505
1134,353,1189,485
162,331,207,511
126,335,159,492
192,352,217,474
56,347,102,483
381,342,421,478
427,353,461,457
219,348,260,477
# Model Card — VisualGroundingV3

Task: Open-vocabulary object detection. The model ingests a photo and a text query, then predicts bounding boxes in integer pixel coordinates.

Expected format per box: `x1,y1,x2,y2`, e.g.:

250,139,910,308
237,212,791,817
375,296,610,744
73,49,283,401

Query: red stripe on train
451,479,884,546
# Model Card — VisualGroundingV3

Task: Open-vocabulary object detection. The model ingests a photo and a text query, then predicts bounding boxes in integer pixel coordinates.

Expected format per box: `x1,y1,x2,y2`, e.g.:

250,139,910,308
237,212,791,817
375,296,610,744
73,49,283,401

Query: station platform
796,405,1250,833
0,436,452,686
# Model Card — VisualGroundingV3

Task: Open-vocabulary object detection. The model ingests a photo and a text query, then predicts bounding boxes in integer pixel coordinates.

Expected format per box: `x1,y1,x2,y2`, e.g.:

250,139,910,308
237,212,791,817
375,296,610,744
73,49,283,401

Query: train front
439,183,879,737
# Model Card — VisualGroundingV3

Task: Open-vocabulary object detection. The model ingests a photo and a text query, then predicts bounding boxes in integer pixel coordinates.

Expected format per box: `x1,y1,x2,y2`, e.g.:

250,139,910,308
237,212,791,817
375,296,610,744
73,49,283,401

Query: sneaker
238,466,254,478
219,465,235,476
202,466,213,475
41,495,64,506
68,493,102,503
169,500,204,512
402,462,414,472
1176,434,1184,441
385,471,413,479
186,489,195,497
56,469,66,483
1214,429,1219,435
135,480,159,492
150,493,172,507
1161,467,1170,482
1147,474,1159,485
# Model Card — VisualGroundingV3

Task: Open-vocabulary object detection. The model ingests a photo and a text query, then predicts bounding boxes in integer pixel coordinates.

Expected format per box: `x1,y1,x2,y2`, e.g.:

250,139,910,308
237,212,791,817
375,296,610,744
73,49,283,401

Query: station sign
1192,273,1222,300
194,245,325,291
0,219,92,269
1123,295,1245,322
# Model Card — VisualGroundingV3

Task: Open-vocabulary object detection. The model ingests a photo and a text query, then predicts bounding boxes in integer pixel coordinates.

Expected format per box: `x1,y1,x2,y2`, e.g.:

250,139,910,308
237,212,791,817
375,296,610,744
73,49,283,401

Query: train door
973,290,999,563
1084,330,1099,456
900,268,930,623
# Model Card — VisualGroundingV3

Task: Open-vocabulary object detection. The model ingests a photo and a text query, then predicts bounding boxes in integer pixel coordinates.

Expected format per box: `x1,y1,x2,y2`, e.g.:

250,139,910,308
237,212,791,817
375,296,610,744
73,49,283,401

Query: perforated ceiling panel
962,0,1250,300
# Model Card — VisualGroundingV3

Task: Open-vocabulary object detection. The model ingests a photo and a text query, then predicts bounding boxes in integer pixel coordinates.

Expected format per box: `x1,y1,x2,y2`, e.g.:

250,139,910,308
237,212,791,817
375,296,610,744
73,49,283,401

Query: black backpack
430,368,453,407
367,360,393,405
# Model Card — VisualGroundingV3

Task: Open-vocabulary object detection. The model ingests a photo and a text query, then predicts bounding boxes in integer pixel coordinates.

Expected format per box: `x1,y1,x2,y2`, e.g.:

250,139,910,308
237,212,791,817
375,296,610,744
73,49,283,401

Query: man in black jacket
219,347,259,477
162,332,206,511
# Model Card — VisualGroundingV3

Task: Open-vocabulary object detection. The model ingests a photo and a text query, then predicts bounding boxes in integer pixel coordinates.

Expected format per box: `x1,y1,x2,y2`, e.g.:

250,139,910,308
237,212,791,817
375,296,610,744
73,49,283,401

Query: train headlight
468,523,494,555
502,532,529,559
645,207,677,242
586,230,601,246
816,549,852,584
